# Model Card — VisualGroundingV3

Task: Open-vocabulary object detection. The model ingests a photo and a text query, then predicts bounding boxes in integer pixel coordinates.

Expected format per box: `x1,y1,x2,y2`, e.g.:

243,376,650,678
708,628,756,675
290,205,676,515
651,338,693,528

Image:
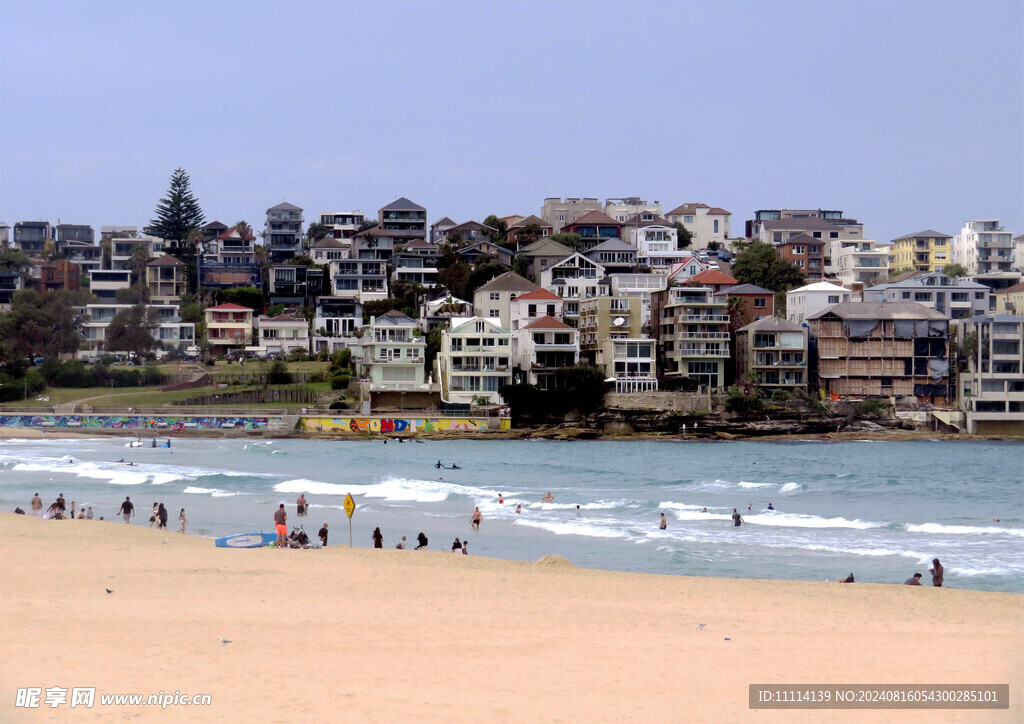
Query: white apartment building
77,303,195,359
957,314,1024,435
832,239,890,287
664,203,731,249
357,310,428,390
515,316,579,390
609,273,667,328
786,281,854,324
540,252,607,327
603,197,662,223
509,288,565,331
952,220,1020,291
318,211,366,239
863,272,990,320
472,271,538,329
622,218,685,271
255,314,311,356
540,197,602,233
87,269,133,301
436,317,514,406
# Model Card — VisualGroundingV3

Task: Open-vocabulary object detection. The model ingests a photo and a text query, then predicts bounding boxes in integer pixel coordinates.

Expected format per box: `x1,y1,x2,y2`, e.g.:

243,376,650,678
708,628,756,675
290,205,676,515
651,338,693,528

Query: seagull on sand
218,638,232,645
105,588,113,594
695,623,706,630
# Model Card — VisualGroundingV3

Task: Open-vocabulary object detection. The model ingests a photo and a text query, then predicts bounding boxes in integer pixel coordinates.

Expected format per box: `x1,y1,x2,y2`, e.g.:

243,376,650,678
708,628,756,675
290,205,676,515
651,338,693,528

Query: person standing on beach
274,504,288,548
70,501,78,520
372,527,383,548
659,513,667,530
296,494,308,517
118,496,134,523
178,508,187,533
732,509,745,527
929,558,944,587
471,507,482,531
30,493,42,516
148,502,158,527
318,523,328,547
157,503,168,530
415,532,428,550
56,495,66,516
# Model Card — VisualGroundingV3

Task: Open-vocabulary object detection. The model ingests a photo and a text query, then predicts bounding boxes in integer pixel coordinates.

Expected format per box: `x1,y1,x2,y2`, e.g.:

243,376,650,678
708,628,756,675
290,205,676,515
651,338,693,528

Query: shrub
53,360,93,388
854,399,892,420
306,371,326,384
724,387,764,416
770,389,791,402
331,374,351,390
328,399,347,410
267,360,292,385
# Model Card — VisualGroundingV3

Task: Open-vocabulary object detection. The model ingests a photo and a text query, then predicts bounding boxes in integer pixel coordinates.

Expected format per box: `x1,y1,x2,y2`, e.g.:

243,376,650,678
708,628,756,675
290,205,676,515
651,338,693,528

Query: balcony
678,331,730,340
677,347,729,357
678,314,730,322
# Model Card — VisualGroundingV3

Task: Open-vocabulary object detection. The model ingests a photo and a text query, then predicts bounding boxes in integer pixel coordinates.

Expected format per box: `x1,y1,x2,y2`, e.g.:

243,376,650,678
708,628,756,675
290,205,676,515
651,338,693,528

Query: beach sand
0,513,1020,722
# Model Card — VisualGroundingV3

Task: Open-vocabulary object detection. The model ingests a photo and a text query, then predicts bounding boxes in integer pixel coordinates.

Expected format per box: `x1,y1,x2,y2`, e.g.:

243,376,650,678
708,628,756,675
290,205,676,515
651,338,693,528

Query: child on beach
178,508,187,533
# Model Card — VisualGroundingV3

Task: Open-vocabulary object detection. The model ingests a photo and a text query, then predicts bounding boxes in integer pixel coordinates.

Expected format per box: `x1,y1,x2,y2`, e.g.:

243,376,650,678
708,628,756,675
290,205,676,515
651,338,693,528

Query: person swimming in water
450,463,461,469
767,503,775,511
435,460,443,469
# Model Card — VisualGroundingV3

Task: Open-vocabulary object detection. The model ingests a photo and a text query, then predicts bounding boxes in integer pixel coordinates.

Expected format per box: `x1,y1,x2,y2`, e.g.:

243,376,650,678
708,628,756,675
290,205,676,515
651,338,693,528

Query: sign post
343,493,356,548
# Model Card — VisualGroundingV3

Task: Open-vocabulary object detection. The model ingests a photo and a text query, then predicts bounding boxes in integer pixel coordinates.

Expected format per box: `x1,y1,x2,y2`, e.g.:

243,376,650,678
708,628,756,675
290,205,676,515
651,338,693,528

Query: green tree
218,285,264,312
555,365,607,414
942,263,969,278
306,222,330,243
549,232,582,252
511,254,531,281
129,244,152,284
725,295,748,332
116,283,150,304
105,304,159,358
671,222,693,249
423,327,443,375
144,168,205,245
437,261,472,299
467,258,507,297
707,240,721,251
0,246,30,272
0,289,87,365
482,215,508,244
730,241,806,292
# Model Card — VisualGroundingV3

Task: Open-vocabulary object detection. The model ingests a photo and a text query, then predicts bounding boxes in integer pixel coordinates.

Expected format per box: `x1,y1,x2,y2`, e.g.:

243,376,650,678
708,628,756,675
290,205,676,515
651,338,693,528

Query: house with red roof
687,268,739,293
204,303,254,353
509,288,565,331
666,255,711,284
514,315,579,389
562,211,623,253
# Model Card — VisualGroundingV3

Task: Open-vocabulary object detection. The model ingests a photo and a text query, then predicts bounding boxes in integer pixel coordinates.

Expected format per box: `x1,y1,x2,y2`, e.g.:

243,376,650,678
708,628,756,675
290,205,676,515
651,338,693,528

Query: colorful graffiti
0,415,270,430
301,417,502,434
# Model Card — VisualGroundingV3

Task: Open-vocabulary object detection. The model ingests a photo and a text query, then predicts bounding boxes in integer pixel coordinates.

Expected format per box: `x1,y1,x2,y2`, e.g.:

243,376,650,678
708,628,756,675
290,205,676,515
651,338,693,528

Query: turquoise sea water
1,437,1021,593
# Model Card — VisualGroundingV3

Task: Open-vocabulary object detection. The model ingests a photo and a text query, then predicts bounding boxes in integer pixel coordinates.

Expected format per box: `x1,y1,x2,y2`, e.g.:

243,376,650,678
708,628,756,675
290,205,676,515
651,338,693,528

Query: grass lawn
0,382,333,410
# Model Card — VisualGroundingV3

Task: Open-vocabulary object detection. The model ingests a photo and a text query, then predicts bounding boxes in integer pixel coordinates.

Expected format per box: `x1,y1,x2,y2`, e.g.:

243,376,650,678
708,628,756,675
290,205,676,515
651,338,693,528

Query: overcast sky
1,1,1021,243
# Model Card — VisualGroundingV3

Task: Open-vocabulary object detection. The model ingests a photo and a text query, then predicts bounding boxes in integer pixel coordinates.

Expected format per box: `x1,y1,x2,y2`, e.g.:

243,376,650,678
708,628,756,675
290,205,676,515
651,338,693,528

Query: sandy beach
0,514,1020,723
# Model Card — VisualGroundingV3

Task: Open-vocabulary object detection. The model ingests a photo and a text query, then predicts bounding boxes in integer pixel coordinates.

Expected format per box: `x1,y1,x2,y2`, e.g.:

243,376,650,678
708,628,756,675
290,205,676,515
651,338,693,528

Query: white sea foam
746,512,883,529
514,517,625,538
738,481,771,488
778,482,802,493
905,522,1024,538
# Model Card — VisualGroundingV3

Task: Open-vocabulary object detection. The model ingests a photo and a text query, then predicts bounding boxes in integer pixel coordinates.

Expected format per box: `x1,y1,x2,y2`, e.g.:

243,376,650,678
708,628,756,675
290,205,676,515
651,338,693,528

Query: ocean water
1,437,1021,593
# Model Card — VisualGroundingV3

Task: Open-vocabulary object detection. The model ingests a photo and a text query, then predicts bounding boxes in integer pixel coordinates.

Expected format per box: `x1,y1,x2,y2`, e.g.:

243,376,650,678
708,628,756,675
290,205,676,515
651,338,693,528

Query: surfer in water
435,460,443,469
450,463,461,469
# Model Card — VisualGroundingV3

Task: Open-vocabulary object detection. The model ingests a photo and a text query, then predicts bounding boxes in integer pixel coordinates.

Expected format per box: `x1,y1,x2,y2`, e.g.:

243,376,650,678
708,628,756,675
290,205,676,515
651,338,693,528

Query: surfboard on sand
214,532,277,548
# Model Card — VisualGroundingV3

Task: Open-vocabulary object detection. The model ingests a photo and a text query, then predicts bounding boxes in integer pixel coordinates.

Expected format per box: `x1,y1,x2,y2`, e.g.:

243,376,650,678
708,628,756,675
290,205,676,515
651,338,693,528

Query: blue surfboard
214,532,277,548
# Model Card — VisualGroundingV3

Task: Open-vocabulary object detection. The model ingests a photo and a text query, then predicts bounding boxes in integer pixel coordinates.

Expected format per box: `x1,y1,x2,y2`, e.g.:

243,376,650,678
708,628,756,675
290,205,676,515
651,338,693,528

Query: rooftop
475,271,539,294
737,316,805,333
807,301,948,321
523,315,574,331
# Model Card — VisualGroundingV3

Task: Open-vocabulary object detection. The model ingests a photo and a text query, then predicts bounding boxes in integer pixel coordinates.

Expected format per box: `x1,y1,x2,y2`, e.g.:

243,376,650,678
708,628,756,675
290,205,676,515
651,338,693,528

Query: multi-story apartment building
269,264,323,305
265,202,304,263
436,317,514,406
714,283,774,326
863,272,990,319
786,281,854,324
473,271,538,328
205,224,258,266
747,209,861,240
60,241,102,276
12,221,50,255
957,313,1024,434
808,302,950,402
664,203,731,249
38,259,81,293
350,227,399,261
318,211,365,239
390,240,440,287
585,239,636,274
145,255,187,304
889,230,952,274
621,213,685,270
651,286,730,388
255,314,311,356
516,237,572,280
833,239,889,288
201,221,228,242
541,197,602,233
0,272,23,307
204,303,255,353
1015,234,1024,271
87,269,133,301
600,338,658,392
110,236,161,271
457,240,514,267
357,310,427,390
609,273,666,328
540,252,607,326
430,217,457,243
952,219,1020,293
689,268,739,294
666,255,712,284
77,303,195,359
603,197,662,223
379,197,427,242
330,259,388,302
578,296,643,367
0,222,9,245
312,296,363,352
776,233,826,281
515,316,579,390
562,211,623,253
444,221,495,245
735,316,808,391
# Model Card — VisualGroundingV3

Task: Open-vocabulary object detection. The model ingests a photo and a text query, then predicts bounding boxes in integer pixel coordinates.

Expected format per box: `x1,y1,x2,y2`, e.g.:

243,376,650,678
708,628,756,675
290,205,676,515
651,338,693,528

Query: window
489,310,500,318
713,219,719,233
975,292,985,300
754,298,766,308
827,295,840,304
914,292,932,301
812,232,822,239
554,333,571,345
901,292,911,300
528,304,536,316
533,333,546,344
489,292,499,301
547,304,555,316
829,232,839,239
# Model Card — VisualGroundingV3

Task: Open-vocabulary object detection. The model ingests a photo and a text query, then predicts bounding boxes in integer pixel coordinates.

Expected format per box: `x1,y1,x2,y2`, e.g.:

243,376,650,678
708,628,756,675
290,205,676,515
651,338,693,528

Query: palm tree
726,295,748,332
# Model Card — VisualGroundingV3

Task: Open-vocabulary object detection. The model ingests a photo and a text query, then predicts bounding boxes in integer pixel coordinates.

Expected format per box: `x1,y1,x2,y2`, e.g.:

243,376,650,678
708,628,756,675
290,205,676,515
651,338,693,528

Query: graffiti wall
301,417,505,433
0,415,270,430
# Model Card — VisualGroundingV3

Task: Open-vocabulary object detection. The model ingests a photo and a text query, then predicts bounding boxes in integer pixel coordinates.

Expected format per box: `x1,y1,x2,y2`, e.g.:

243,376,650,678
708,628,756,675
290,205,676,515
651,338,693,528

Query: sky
1,0,1022,244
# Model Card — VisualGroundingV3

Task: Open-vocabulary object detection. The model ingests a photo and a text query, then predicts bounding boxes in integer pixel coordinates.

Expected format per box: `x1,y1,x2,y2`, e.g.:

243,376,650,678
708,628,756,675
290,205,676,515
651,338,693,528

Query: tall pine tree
145,168,205,244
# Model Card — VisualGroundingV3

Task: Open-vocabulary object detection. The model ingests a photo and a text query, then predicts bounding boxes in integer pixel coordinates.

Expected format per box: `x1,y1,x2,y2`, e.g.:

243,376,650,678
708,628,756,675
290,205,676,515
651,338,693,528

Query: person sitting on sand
415,532,428,550
76,509,86,519
86,506,94,520
838,573,855,583
461,540,468,555
904,573,922,586
396,536,407,550
929,558,944,587
542,492,554,503
44,502,62,520
451,537,462,552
